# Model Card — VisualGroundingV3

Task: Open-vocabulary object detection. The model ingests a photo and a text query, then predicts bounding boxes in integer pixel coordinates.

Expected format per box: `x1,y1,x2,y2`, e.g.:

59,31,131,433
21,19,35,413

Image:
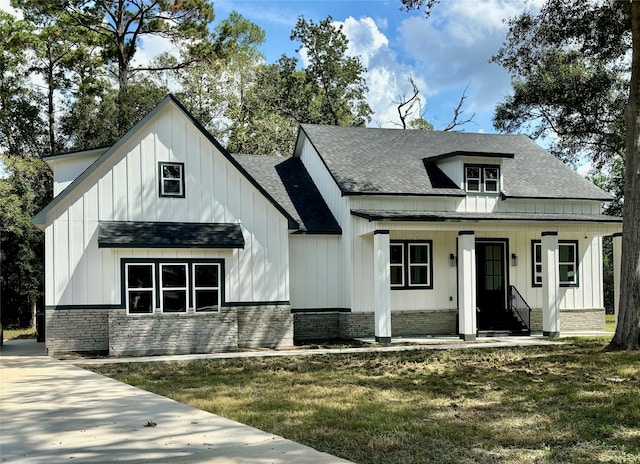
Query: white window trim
159,263,189,313
159,162,184,197
192,263,221,313
533,241,579,287
464,165,500,194
125,262,155,315
408,243,431,287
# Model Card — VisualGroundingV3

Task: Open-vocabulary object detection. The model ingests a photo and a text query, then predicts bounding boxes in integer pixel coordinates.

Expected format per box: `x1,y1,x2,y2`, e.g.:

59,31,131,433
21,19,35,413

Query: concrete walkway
0,340,352,463
0,333,606,462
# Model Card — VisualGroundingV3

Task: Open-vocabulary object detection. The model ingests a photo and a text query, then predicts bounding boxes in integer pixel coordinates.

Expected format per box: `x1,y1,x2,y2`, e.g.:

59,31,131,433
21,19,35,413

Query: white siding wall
45,103,289,306
289,235,343,309
298,138,351,308
50,154,102,197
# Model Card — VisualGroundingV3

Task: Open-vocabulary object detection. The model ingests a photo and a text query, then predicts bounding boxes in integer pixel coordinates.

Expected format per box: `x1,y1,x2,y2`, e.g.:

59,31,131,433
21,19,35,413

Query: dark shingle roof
232,154,341,234
98,222,245,248
299,125,611,201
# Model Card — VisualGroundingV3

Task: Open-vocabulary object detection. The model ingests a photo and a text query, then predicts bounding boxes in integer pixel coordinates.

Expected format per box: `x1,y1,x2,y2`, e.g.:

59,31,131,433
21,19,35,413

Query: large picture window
124,260,222,314
465,165,500,193
158,162,185,197
390,241,433,290
532,241,579,287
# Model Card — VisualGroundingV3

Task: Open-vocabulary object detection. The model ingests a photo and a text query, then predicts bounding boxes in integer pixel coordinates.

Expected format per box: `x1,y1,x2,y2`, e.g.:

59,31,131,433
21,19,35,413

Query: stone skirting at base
295,310,458,341
529,308,605,332
46,304,292,357
45,309,109,356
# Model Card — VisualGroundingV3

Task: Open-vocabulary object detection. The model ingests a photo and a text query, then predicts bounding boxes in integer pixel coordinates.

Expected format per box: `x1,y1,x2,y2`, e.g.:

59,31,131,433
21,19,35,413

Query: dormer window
159,162,185,197
465,165,499,193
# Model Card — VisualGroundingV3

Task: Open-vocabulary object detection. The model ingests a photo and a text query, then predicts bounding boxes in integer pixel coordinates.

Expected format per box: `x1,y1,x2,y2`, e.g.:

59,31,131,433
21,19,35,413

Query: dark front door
476,241,507,330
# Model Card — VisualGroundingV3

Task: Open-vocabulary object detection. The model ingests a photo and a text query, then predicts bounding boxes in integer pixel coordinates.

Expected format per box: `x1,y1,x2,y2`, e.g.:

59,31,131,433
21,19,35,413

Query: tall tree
291,15,372,127
13,1,104,154
0,12,42,157
617,0,640,349
403,0,639,349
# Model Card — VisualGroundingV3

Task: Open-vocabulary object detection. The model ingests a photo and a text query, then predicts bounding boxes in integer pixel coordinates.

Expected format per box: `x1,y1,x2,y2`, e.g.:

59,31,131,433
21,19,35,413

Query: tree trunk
611,1,640,350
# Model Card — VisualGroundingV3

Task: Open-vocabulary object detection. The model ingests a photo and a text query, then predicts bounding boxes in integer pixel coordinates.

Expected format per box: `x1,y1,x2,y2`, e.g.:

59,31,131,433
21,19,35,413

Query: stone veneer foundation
45,304,293,357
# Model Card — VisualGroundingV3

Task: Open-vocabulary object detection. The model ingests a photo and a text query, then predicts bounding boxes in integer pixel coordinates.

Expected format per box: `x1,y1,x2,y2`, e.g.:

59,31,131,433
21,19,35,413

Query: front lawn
88,339,640,464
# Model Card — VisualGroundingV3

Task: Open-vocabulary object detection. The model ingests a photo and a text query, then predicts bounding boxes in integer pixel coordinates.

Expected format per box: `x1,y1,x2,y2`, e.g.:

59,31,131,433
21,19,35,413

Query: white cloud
0,0,21,17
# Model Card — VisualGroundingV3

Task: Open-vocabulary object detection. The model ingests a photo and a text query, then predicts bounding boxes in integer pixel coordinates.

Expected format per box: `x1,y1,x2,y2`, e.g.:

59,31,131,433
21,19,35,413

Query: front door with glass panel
475,241,507,329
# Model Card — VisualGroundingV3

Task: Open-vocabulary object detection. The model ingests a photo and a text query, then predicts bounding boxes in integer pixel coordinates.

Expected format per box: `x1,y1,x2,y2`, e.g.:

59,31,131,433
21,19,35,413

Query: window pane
196,290,218,311
484,168,498,180
390,265,403,285
535,244,541,262
409,245,428,264
163,164,182,179
535,264,542,284
466,167,480,178
163,179,182,195
467,179,480,191
128,265,152,288
390,244,403,264
129,290,153,313
559,265,575,284
485,180,498,192
163,290,186,312
560,244,575,262
195,265,218,287
410,266,428,285
162,265,186,287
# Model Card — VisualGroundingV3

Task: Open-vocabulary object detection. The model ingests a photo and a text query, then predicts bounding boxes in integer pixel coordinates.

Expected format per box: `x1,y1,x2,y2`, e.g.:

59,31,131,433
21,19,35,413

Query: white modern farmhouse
34,95,623,356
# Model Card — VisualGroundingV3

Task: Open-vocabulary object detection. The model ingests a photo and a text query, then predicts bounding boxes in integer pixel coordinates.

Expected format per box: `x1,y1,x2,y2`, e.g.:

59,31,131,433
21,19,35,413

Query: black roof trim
98,221,245,248
426,150,515,162
351,210,624,224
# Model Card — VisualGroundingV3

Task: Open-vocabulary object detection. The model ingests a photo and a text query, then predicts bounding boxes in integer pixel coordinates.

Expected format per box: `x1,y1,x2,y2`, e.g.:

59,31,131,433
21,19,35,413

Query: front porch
358,218,621,342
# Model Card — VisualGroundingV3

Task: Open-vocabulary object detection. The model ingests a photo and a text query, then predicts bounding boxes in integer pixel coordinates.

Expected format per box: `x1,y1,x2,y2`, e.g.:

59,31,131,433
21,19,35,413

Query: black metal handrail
508,285,531,332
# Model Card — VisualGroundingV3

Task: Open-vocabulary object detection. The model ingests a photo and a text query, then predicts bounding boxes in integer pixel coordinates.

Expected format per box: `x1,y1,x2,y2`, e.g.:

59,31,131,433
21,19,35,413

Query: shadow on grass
89,339,640,464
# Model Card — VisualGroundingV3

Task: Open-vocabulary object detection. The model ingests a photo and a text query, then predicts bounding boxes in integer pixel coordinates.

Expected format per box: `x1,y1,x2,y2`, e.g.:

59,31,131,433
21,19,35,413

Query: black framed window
532,240,579,287
123,259,222,314
390,241,433,290
125,263,155,314
159,162,185,197
464,165,500,193
193,263,220,312
160,263,188,313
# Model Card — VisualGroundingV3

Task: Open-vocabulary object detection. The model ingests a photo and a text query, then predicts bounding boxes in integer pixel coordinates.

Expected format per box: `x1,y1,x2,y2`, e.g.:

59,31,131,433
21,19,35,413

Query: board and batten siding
44,103,289,307
289,235,343,309
50,153,103,197
297,136,351,309
348,218,606,313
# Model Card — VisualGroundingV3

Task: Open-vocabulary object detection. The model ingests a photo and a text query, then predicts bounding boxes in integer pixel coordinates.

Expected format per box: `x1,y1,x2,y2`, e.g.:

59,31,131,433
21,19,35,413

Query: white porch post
613,232,622,319
541,231,560,338
457,231,477,340
373,230,392,343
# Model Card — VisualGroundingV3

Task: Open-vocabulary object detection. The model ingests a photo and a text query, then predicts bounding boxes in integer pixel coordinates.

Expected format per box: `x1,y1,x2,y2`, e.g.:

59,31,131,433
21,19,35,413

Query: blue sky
209,0,545,132
0,0,544,134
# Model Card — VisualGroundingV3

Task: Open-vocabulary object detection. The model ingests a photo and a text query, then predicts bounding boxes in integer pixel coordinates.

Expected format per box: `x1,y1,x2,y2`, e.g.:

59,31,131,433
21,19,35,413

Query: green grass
2,327,36,340
88,339,640,464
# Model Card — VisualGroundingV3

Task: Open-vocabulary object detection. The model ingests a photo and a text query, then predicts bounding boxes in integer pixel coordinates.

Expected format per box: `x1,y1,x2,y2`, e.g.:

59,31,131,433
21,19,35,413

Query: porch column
613,232,622,319
457,231,477,340
541,231,560,338
373,230,392,343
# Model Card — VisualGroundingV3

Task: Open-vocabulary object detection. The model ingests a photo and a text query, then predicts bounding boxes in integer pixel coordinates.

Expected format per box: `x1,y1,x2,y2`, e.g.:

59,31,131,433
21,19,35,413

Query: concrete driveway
0,339,352,463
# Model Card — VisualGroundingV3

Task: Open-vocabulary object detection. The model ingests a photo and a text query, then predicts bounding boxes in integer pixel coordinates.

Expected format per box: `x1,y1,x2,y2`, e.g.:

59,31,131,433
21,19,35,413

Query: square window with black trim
390,241,433,290
532,240,579,287
465,165,500,193
159,162,185,197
